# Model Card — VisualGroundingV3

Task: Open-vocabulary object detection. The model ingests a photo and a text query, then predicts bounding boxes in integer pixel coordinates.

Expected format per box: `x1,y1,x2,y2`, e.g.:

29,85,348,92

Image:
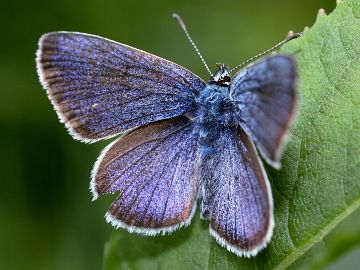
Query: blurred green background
0,0,341,269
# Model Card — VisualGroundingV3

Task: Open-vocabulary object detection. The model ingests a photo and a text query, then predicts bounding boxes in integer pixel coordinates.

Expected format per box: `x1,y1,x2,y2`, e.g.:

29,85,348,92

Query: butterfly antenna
173,13,213,77
229,32,303,74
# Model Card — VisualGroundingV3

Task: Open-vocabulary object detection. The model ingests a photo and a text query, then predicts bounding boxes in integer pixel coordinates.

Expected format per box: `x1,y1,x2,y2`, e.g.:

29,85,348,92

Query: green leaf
290,205,360,269
102,0,360,269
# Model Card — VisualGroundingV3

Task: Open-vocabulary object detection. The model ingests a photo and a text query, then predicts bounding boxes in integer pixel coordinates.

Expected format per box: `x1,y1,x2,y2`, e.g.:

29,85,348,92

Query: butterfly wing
36,32,205,142
92,116,200,234
200,127,273,257
230,55,297,168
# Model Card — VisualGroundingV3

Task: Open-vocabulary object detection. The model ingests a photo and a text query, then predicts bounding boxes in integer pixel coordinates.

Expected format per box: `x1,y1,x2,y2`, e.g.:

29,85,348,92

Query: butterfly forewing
92,116,201,234
36,32,205,142
230,55,297,167
200,127,273,257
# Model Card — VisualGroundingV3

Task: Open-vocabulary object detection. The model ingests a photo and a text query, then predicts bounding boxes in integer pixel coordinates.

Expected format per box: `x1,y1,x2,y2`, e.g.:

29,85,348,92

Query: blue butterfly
36,14,301,257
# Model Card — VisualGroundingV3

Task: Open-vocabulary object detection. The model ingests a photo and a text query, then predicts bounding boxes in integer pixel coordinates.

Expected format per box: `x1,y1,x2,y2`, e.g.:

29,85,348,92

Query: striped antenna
229,32,303,74
173,13,213,77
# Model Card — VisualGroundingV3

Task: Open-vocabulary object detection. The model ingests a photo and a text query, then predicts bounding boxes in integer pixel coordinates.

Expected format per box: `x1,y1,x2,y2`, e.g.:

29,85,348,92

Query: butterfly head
210,63,231,86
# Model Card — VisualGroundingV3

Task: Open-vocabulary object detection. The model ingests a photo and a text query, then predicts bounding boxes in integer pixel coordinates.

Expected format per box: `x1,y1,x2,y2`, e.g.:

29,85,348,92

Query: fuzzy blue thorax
196,83,236,127
196,65,238,156
196,64,236,126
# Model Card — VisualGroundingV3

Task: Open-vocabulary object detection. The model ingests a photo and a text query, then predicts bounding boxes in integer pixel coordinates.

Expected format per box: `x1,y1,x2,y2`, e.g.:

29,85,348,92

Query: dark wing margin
230,55,297,168
36,32,205,143
91,116,200,235
200,127,274,257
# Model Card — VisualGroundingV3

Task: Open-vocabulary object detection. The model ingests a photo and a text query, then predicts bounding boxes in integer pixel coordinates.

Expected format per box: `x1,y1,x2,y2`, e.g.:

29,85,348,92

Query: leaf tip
303,26,310,32
317,8,327,16
336,0,344,5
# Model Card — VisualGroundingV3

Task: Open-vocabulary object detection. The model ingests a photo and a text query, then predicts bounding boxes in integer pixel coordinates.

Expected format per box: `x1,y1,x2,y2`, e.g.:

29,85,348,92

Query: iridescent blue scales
94,116,201,233
36,32,297,257
37,32,203,142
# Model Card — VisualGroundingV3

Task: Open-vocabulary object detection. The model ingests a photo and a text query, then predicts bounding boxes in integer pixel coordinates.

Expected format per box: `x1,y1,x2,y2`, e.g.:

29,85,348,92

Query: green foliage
103,0,360,269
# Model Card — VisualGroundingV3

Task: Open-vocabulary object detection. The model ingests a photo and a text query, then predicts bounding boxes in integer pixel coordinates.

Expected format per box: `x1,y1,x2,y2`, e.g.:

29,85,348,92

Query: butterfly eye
223,76,231,83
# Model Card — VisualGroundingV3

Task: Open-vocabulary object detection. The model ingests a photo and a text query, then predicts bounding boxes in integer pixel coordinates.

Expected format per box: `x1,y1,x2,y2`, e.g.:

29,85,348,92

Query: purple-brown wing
36,32,205,142
200,127,273,257
92,116,200,234
230,55,297,168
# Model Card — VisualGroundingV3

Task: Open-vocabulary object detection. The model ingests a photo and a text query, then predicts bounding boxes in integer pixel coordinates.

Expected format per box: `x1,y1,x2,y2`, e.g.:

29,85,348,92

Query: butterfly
36,14,301,257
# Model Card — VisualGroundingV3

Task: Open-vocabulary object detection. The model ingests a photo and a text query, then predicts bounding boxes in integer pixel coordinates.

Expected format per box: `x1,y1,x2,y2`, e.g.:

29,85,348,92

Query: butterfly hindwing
230,55,297,167
36,32,205,142
200,127,273,257
92,116,201,234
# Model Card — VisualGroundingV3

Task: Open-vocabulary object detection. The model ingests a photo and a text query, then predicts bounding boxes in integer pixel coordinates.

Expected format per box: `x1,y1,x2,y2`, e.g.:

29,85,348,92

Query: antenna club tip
285,32,303,42
172,13,186,30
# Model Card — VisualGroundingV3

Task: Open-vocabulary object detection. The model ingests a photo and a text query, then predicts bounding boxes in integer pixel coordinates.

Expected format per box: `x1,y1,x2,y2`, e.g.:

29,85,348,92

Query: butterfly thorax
195,64,237,128
196,84,235,126
195,64,239,159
